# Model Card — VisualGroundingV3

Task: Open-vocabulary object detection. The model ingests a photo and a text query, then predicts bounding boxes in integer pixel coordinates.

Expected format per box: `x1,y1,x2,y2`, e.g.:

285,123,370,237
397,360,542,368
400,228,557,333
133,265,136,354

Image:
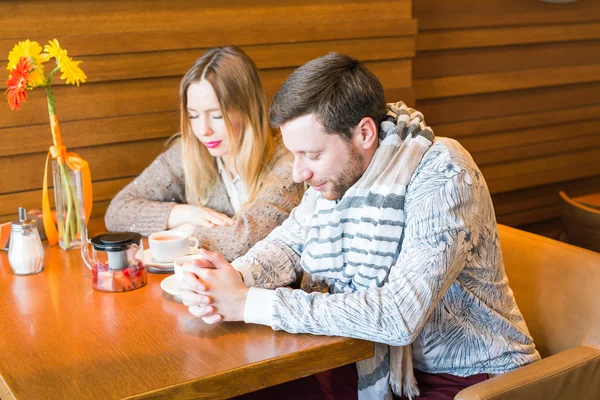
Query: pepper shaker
8,208,45,275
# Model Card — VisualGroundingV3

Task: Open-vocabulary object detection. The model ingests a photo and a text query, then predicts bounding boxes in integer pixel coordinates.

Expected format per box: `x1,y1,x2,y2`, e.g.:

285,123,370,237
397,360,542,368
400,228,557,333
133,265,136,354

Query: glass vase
51,159,88,250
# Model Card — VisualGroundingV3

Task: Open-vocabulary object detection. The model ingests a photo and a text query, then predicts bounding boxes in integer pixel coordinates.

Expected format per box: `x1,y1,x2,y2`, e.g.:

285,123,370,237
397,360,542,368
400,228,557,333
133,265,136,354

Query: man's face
281,114,365,201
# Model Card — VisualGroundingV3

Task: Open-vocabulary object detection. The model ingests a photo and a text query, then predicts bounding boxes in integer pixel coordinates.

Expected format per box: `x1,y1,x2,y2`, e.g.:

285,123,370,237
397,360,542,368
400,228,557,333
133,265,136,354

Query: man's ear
353,117,378,150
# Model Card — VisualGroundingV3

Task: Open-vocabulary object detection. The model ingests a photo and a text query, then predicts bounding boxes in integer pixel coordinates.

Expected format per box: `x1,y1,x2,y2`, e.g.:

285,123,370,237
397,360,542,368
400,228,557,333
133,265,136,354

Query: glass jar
52,159,88,250
8,208,45,275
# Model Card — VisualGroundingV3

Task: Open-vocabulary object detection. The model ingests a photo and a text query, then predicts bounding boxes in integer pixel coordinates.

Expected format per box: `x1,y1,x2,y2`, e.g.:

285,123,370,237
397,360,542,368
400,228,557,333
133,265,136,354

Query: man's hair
269,52,387,140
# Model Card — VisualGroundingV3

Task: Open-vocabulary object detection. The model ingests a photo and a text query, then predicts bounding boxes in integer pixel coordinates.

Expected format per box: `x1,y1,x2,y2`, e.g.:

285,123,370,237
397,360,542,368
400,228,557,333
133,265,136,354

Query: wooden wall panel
0,1,413,40
0,179,132,218
0,59,412,128
414,40,600,79
0,0,416,222
1,140,168,194
419,83,600,126
415,0,600,238
415,0,600,30
415,64,600,100
417,22,600,51
493,175,600,239
1,38,416,88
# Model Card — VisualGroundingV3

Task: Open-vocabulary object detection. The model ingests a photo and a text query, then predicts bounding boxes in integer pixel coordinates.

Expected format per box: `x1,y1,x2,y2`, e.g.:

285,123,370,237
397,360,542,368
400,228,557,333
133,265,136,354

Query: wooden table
0,220,373,399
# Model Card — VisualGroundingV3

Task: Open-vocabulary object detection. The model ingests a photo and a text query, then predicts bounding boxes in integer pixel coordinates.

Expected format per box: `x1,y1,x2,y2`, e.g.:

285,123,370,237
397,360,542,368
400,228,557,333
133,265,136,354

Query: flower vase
51,159,88,250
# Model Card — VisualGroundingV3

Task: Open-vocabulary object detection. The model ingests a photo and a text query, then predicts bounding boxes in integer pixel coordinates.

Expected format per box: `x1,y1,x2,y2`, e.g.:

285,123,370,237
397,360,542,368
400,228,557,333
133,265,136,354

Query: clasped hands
180,249,249,324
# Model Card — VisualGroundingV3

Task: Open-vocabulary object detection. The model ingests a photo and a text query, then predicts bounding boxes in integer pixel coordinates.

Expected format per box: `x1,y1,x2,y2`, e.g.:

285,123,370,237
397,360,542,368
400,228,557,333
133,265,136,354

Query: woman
105,46,303,261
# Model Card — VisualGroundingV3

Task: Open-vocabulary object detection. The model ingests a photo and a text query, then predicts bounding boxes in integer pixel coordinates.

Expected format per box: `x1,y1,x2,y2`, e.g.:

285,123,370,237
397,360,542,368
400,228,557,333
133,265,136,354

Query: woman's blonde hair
179,46,276,208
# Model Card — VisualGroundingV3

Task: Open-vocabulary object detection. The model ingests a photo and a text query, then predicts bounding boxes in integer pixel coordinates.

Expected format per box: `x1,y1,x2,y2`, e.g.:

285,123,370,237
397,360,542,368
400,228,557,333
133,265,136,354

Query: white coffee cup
148,230,199,263
173,254,208,283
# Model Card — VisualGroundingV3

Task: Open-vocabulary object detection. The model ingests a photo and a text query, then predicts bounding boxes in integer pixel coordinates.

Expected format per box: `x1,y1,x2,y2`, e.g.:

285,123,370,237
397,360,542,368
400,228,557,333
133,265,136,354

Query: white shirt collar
216,157,248,213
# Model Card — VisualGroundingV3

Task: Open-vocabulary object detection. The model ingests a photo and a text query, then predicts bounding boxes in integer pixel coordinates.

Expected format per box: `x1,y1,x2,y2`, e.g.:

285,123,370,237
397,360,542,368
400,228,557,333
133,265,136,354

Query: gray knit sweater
104,139,304,261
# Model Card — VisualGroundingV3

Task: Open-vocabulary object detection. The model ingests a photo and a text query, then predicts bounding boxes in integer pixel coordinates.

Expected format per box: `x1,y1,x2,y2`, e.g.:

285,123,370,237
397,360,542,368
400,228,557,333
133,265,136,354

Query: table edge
126,337,374,400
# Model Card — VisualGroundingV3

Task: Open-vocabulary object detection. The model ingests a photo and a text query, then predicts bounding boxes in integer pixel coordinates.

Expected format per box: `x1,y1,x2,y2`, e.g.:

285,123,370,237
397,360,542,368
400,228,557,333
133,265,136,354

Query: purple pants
232,363,358,400
233,364,488,400
396,369,489,400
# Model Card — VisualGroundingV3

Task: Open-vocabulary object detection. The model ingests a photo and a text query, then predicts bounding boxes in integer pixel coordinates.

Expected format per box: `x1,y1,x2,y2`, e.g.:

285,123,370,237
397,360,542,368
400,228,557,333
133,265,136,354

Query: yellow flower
7,40,50,87
58,57,87,86
44,39,67,60
44,39,87,86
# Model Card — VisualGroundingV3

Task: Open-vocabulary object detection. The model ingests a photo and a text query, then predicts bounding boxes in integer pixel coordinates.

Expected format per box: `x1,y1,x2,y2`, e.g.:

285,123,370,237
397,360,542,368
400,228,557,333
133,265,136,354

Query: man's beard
320,145,365,201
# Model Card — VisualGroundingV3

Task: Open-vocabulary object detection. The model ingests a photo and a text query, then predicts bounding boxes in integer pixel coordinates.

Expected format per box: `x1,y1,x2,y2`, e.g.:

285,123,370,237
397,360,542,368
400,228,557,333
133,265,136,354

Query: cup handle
189,237,200,252
81,240,94,270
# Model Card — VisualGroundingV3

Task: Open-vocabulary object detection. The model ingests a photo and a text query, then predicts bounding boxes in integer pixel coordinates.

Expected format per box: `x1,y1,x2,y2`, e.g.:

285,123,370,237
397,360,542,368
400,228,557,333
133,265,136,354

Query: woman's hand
168,204,235,229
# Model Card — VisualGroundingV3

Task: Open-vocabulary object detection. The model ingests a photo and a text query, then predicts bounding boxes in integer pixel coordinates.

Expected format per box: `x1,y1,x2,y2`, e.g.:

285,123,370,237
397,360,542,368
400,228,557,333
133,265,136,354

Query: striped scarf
301,102,435,399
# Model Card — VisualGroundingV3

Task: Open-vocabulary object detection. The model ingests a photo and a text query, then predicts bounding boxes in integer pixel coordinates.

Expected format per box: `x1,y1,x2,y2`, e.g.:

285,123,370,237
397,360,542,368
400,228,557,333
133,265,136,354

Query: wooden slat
460,120,599,153
0,178,133,219
0,0,390,14
414,40,600,79
0,60,412,128
0,2,413,38
2,199,118,224
0,22,417,60
0,112,179,157
492,175,600,217
385,88,415,107
494,174,600,229
483,147,600,180
414,0,600,31
484,153,600,194
355,60,412,95
0,140,167,194
488,163,600,194
246,38,415,71
472,131,600,166
0,77,181,128
1,37,416,88
434,104,600,139
417,83,600,126
415,64,600,100
417,22,600,51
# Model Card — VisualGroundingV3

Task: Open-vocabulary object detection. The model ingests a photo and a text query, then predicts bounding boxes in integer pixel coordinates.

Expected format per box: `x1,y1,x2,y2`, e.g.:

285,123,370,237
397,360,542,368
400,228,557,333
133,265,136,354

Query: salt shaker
8,208,45,275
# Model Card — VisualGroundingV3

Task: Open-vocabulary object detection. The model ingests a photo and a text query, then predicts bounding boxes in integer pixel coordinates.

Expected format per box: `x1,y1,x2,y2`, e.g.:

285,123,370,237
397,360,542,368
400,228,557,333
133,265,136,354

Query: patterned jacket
234,137,541,397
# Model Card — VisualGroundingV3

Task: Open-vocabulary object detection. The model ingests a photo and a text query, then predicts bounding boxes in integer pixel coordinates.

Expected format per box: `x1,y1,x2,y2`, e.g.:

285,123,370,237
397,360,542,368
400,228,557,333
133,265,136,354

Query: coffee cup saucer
136,248,200,271
160,275,181,297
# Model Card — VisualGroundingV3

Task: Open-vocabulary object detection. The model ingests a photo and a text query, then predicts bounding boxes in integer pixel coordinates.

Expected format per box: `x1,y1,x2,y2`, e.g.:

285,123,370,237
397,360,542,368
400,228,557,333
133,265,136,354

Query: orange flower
5,57,32,111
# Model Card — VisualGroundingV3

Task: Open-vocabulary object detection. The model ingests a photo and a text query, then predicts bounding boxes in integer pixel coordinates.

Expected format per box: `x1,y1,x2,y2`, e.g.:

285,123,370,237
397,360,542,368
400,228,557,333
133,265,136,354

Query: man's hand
180,249,248,324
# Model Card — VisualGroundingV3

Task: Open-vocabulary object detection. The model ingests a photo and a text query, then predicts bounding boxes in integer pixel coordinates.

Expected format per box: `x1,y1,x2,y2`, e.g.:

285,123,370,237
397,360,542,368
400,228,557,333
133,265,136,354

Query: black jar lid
90,232,142,252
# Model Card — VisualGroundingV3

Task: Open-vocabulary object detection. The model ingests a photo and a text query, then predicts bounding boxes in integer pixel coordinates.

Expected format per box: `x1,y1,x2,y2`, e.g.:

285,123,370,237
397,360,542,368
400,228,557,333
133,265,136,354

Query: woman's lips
203,140,222,149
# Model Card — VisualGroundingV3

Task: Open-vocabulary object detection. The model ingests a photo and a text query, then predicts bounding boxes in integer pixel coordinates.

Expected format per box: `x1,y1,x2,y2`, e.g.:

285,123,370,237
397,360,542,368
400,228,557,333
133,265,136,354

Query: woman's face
186,79,242,158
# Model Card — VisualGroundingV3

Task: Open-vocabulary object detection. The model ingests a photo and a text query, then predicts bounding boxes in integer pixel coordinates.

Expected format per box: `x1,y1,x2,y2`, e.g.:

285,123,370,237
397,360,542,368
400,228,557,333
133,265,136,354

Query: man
181,53,540,399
